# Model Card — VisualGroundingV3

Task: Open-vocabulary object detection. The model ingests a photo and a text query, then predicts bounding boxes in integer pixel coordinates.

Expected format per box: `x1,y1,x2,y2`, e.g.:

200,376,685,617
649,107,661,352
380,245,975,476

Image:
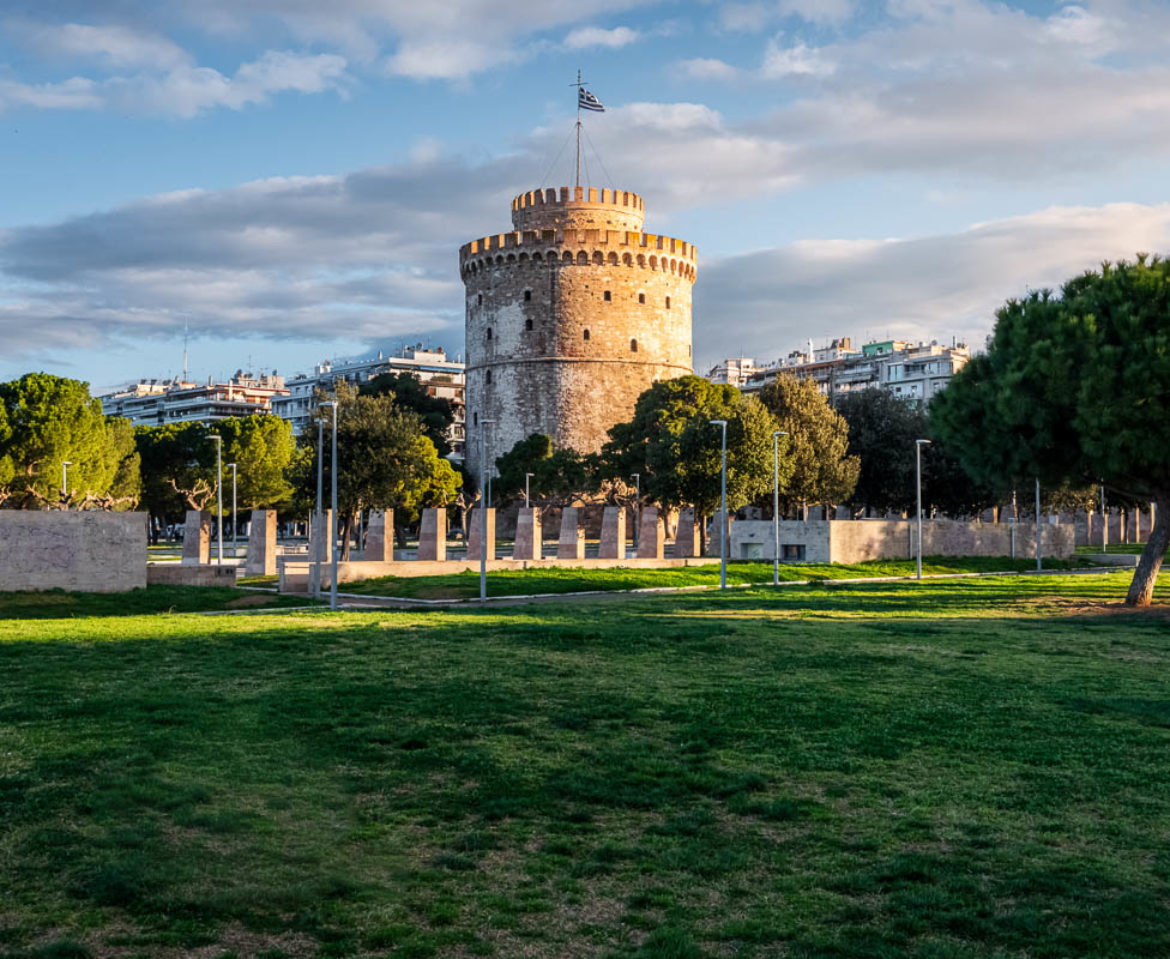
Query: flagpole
575,69,582,189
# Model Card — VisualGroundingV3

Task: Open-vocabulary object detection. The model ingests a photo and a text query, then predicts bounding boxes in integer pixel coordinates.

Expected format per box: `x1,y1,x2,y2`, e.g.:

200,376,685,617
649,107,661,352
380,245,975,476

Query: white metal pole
710,420,728,589
631,473,640,553
1100,484,1107,549
480,418,495,602
915,439,930,579
315,419,324,597
229,463,237,555
1035,477,1042,572
525,472,533,509
212,435,223,566
61,461,71,506
330,402,339,610
772,432,786,586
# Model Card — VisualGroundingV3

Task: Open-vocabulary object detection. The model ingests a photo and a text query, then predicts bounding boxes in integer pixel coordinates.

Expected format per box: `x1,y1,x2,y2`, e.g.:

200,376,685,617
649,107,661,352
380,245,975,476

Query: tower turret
461,186,697,479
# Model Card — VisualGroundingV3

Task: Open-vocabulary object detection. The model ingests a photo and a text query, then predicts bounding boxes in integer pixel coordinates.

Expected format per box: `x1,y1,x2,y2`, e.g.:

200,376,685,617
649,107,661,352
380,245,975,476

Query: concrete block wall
0,511,147,593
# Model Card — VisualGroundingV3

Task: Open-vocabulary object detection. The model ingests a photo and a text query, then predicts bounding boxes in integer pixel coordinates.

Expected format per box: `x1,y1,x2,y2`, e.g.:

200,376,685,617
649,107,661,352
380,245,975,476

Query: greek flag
578,87,605,112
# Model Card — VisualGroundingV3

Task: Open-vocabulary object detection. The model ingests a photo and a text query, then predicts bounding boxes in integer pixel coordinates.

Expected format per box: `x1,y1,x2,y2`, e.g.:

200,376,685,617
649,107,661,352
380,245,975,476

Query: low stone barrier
148,564,238,587
0,511,147,593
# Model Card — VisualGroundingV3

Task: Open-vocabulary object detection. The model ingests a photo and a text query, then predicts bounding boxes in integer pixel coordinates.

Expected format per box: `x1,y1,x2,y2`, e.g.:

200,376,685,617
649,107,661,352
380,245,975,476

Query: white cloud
678,57,740,80
0,51,349,117
695,203,1170,368
19,21,192,70
564,25,641,49
760,36,836,76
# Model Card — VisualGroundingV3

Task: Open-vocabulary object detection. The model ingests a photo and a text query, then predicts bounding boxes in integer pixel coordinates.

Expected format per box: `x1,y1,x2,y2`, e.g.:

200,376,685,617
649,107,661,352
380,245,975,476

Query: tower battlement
511,186,645,231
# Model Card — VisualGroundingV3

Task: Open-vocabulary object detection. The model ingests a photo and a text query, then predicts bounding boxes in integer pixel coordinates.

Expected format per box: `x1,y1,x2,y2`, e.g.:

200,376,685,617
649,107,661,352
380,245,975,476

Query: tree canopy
135,421,217,517
495,434,594,506
307,383,461,557
217,415,295,509
836,389,926,516
603,375,783,522
0,373,140,509
361,372,457,457
757,374,859,515
931,255,1170,606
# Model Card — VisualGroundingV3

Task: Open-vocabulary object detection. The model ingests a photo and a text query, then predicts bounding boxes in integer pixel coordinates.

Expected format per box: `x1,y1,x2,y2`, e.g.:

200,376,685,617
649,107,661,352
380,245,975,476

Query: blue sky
2,0,1169,391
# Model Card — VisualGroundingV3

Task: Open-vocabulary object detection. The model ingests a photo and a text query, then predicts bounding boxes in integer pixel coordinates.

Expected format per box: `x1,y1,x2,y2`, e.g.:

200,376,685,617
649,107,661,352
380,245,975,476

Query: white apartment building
731,337,969,407
99,372,289,426
704,357,761,388
272,344,466,460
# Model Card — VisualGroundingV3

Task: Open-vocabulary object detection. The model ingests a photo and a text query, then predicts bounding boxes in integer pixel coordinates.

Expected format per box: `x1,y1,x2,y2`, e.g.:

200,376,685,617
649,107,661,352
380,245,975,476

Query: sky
1,0,1169,392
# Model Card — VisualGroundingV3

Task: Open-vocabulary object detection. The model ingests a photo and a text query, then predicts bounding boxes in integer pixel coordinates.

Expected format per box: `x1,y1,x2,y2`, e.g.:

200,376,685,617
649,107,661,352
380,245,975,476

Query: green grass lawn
1076,543,1148,555
1,571,1168,958
342,555,1092,600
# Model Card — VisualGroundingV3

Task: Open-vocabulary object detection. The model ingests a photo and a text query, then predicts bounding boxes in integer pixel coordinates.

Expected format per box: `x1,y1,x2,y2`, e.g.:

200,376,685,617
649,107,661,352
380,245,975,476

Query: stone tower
461,186,697,479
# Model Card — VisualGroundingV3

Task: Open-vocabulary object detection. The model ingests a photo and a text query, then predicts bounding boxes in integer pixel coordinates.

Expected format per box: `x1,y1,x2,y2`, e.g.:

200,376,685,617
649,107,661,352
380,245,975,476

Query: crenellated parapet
460,228,697,282
511,186,645,231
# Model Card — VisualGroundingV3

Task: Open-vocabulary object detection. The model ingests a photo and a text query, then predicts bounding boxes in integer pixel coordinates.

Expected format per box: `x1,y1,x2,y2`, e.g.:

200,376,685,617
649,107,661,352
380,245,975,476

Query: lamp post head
916,438,932,446
710,419,727,426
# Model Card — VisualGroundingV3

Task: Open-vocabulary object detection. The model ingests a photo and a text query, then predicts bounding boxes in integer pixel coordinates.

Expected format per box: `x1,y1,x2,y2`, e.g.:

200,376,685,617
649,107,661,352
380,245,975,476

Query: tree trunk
699,514,708,557
1125,498,1169,607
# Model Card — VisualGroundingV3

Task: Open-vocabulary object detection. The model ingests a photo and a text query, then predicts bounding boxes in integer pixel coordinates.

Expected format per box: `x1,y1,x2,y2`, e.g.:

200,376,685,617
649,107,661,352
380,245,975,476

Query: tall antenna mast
182,321,189,381
575,69,582,189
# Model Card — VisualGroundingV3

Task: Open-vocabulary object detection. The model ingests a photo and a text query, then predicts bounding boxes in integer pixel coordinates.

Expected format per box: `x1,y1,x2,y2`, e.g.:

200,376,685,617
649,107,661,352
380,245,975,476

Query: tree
932,256,1170,606
361,372,456,457
836,389,926,516
757,374,859,515
495,434,595,507
309,383,462,558
217,415,295,509
0,373,139,509
603,376,783,548
135,422,217,519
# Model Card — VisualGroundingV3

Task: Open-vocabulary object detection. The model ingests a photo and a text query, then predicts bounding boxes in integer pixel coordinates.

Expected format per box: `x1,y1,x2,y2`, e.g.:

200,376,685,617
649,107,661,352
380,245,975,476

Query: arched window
486,369,493,384
473,411,478,426
630,338,638,353
524,289,532,301
666,296,671,309
525,318,533,331
477,293,483,305
486,327,493,340
583,329,590,341
603,291,611,302
638,292,646,304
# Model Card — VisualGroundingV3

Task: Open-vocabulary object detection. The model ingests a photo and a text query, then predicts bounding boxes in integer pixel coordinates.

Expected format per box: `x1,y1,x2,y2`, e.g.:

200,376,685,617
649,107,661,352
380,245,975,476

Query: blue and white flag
578,87,605,112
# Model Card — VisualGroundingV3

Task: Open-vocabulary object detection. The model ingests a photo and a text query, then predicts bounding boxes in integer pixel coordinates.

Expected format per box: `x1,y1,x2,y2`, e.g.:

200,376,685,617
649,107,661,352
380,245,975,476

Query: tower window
477,293,483,305
603,290,611,302
486,369,492,384
473,411,478,426
630,338,638,353
665,296,671,309
638,293,646,304
525,318,533,331
583,329,590,341
524,290,532,301
486,327,493,340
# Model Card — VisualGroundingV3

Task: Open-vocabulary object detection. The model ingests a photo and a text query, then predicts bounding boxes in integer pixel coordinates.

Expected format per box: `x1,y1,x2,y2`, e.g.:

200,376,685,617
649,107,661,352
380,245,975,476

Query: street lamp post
772,431,787,586
1100,483,1107,550
61,461,72,506
525,472,534,508
479,418,496,603
915,439,931,579
313,413,327,598
1035,477,1042,572
710,420,728,590
228,463,237,556
329,402,339,611
630,473,640,553
211,435,223,565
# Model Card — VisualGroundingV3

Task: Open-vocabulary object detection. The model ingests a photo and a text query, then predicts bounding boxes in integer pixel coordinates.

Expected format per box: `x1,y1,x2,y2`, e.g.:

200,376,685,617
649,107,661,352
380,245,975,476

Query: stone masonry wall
0,510,147,592
462,185,696,478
